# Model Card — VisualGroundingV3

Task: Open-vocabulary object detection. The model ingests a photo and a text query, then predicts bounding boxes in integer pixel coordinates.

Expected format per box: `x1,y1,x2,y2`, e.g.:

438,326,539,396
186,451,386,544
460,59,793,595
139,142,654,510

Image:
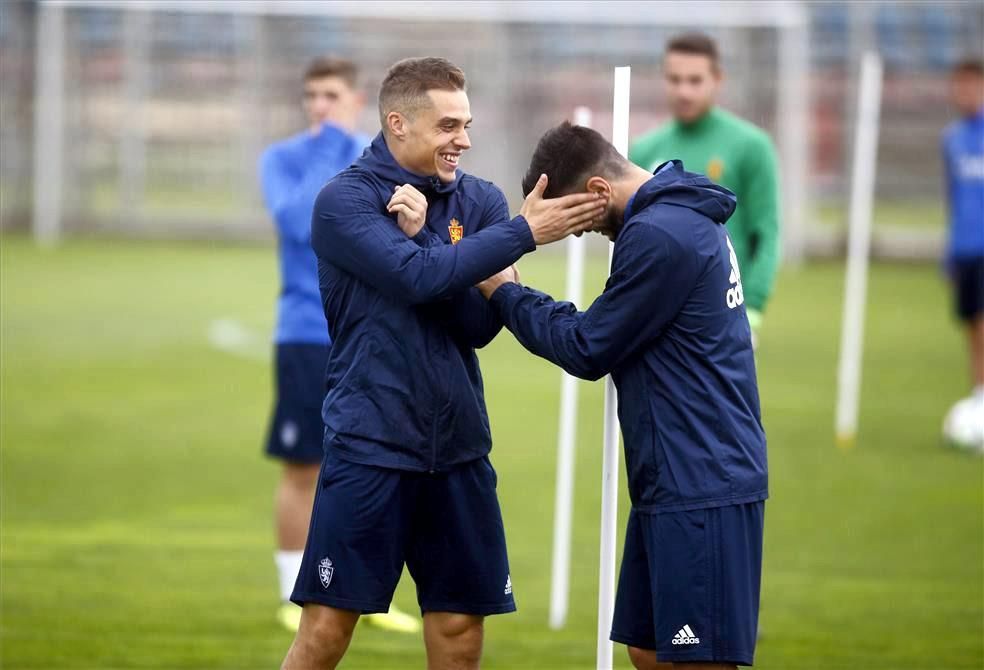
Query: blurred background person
941,58,984,406
630,33,780,343
259,56,419,635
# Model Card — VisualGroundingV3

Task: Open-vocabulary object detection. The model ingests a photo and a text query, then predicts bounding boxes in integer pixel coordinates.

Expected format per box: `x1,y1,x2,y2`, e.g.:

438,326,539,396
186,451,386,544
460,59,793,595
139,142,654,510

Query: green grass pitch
1,235,981,669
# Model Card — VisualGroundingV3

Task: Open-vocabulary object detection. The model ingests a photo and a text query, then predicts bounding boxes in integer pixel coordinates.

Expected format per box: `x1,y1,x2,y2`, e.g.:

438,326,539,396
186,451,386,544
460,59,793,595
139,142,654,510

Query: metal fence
2,1,982,259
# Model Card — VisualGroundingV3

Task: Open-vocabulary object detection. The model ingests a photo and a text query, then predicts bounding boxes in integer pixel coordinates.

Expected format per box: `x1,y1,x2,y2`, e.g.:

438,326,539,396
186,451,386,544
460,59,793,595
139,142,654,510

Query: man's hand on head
520,174,607,245
388,184,428,237
477,264,519,300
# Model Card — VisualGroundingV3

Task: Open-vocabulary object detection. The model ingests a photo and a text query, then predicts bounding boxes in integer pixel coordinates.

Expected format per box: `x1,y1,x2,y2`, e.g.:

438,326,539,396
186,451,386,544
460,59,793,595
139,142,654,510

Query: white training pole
32,1,66,246
597,66,630,670
776,13,811,267
548,106,592,631
835,51,882,448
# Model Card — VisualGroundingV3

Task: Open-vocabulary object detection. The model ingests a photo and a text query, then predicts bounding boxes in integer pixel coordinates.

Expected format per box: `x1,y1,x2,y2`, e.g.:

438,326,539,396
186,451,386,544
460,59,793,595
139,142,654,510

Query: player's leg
625,654,735,670
422,612,484,670
955,256,984,394
281,604,359,670
407,456,515,670
626,645,670,669
967,316,984,389
273,462,320,631
276,462,320,549
282,451,409,667
266,344,330,631
625,657,739,670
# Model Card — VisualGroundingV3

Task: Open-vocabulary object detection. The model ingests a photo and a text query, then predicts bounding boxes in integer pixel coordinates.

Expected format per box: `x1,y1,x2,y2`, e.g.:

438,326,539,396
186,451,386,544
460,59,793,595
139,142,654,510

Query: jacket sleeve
438,288,504,349
489,220,698,381
735,132,781,312
416,188,510,348
260,127,360,245
312,176,535,305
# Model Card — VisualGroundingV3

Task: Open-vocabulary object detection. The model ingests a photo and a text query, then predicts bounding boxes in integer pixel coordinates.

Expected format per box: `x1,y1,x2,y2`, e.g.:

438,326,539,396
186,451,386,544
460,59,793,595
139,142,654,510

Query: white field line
207,317,270,362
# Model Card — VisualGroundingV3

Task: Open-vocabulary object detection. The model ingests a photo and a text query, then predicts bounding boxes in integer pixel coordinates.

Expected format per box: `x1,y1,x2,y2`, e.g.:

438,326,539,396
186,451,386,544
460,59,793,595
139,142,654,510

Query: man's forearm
313,192,535,306
438,289,505,348
487,282,606,381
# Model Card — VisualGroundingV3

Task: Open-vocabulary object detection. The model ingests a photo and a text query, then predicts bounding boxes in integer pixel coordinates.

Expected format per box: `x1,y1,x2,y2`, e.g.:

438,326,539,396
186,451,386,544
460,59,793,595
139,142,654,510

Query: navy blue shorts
264,343,329,464
291,450,516,616
952,255,984,322
610,501,764,666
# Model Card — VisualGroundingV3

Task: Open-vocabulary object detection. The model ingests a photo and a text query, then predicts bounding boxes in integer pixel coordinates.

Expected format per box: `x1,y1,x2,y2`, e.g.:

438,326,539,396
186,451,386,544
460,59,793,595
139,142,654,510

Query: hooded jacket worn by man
488,161,769,511
311,133,536,472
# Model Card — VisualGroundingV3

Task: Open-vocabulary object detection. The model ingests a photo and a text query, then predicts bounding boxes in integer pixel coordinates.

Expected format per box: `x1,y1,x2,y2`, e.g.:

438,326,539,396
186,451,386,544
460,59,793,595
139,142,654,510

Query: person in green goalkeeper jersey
631,33,780,334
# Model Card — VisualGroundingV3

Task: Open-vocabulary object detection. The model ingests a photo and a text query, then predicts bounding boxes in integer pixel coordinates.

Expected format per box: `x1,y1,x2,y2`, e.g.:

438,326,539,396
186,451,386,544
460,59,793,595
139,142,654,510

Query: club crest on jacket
449,218,463,244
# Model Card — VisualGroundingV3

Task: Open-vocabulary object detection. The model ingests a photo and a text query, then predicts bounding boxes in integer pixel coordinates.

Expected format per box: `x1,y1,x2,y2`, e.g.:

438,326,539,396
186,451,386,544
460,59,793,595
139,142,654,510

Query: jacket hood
630,160,737,225
356,132,459,196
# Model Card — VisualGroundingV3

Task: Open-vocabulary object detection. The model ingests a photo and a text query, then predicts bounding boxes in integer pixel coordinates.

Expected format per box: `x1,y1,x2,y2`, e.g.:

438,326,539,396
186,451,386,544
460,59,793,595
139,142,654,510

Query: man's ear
585,176,612,201
387,111,407,140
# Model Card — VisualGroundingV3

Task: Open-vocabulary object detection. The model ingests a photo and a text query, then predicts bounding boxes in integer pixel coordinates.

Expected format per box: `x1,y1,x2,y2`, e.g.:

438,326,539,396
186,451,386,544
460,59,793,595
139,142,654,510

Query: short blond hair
378,57,466,128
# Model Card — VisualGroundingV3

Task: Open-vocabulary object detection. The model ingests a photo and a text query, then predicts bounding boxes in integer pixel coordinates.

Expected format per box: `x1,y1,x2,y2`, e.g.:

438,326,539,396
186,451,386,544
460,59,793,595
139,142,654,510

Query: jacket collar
626,159,737,225
356,132,459,197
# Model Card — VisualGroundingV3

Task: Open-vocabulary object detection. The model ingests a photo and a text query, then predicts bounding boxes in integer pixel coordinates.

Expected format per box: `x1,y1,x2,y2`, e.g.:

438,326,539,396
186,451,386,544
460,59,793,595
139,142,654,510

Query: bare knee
276,462,321,549
283,604,359,669
424,613,484,670
427,612,483,644
306,604,357,643
626,646,666,670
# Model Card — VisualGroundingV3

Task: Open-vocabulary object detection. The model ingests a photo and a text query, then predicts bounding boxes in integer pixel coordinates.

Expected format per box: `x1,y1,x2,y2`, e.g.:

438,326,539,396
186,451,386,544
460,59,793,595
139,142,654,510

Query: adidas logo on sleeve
672,625,700,645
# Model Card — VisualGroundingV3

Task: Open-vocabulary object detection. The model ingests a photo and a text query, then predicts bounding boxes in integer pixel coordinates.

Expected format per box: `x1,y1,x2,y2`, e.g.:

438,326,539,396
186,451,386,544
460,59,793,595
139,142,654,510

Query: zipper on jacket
428,323,447,474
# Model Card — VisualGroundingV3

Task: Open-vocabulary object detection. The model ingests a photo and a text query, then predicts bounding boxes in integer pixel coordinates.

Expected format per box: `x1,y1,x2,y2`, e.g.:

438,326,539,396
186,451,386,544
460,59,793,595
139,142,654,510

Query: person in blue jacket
258,56,422,635
477,122,769,669
942,59,984,406
280,58,606,669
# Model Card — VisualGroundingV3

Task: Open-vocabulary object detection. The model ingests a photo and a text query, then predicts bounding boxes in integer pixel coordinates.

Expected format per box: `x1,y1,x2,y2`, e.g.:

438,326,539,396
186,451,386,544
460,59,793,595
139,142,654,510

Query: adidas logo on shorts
672,624,700,645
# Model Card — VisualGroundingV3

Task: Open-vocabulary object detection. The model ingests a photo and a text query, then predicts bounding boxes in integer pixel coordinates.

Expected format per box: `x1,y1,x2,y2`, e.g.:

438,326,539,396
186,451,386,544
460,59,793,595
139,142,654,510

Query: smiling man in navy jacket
280,59,606,670
477,122,768,670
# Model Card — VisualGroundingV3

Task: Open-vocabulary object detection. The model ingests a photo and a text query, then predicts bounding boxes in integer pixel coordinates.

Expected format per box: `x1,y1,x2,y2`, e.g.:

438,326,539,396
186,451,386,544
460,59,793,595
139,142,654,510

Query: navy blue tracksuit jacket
489,162,768,512
311,133,535,472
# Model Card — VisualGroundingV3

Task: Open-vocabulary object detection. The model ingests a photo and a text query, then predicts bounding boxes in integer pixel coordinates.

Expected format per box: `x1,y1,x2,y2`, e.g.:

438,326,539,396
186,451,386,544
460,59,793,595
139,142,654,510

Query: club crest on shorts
448,218,463,244
318,557,334,589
